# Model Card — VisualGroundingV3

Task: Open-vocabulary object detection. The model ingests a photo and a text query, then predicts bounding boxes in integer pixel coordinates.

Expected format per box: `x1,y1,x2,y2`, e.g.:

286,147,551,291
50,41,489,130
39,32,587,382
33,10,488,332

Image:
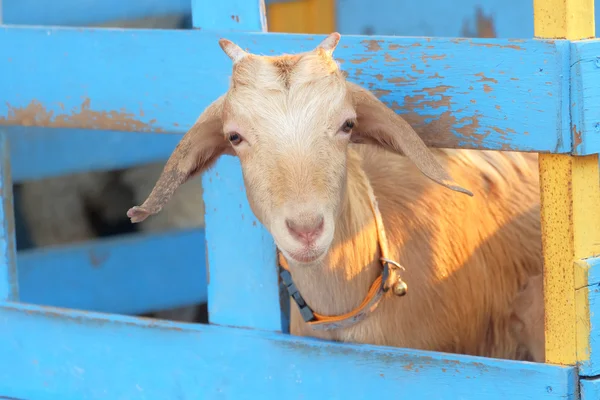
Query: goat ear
127,95,230,223
347,81,473,197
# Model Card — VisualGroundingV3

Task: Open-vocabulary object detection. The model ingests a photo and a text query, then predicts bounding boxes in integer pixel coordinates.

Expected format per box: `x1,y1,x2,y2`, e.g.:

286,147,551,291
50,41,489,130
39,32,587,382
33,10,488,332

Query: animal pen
1,0,600,398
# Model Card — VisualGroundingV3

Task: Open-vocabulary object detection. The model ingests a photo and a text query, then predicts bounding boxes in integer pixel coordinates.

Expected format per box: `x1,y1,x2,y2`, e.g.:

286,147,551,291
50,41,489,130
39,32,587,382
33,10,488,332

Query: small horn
219,39,248,63
316,32,341,55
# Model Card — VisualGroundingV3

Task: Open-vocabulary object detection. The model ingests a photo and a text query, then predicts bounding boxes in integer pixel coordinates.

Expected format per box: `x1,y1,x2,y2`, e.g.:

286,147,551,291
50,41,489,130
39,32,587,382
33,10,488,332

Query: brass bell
392,280,408,296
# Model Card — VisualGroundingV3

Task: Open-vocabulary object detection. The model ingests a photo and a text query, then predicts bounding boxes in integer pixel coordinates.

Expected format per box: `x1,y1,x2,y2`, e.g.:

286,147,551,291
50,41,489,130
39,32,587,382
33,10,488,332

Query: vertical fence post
191,0,287,332
533,0,599,367
0,133,19,302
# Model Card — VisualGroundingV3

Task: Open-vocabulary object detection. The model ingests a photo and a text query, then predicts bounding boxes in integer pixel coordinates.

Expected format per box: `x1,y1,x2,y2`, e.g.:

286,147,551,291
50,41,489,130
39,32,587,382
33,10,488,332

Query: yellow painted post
267,0,335,34
534,0,600,366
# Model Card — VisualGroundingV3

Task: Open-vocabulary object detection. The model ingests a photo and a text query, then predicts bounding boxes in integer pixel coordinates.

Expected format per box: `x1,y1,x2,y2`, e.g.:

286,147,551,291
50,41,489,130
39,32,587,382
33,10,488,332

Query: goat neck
280,148,403,327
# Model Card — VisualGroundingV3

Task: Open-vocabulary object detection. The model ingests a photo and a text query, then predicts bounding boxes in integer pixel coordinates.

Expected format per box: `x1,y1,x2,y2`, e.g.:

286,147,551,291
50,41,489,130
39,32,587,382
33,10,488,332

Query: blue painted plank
0,133,18,301
577,280,600,377
581,377,600,400
337,0,535,38
6,126,181,182
570,39,600,155
193,0,284,331
0,302,578,399
17,228,207,315
336,0,600,39
576,256,600,289
0,26,570,153
192,0,268,31
3,0,191,26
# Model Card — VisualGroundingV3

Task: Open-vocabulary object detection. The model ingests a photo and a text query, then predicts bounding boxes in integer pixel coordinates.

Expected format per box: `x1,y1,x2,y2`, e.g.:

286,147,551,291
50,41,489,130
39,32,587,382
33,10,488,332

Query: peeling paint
364,40,383,52
0,99,163,132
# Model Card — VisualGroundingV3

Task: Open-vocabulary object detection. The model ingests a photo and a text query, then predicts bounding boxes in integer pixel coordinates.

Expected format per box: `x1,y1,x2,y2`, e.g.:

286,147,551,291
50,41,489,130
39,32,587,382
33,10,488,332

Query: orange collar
277,180,408,332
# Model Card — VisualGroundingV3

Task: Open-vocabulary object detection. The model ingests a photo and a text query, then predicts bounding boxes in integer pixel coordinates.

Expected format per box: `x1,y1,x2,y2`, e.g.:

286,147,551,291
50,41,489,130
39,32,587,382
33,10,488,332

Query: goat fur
287,146,542,360
128,34,545,361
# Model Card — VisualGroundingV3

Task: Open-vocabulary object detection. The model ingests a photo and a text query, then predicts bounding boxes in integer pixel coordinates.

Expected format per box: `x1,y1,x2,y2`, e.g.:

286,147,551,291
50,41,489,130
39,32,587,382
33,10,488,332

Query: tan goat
127,33,544,361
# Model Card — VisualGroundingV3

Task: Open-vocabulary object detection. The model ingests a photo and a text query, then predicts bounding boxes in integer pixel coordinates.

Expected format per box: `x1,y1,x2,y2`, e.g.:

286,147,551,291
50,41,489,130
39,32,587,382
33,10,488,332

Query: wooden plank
336,0,535,38
0,302,578,399
192,0,285,332
0,26,570,153
0,133,18,301
581,377,600,400
571,39,600,155
191,0,268,31
534,0,600,369
575,256,600,290
267,0,335,34
6,126,181,182
3,0,191,26
16,228,207,315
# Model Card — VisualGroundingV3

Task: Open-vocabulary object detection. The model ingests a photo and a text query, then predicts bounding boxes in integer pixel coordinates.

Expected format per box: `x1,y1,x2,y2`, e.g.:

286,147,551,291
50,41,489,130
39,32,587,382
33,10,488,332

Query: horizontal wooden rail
581,376,600,399
0,302,577,399
3,0,191,26
6,127,181,182
17,228,207,315
0,26,571,154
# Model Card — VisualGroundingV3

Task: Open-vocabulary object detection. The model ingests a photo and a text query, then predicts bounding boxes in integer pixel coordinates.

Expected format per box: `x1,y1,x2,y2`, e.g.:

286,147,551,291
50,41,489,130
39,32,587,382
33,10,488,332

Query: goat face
127,33,473,264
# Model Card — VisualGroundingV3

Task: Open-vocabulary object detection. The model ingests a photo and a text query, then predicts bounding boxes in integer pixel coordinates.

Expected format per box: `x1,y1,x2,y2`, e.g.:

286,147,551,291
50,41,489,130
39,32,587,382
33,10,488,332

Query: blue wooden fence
0,0,598,398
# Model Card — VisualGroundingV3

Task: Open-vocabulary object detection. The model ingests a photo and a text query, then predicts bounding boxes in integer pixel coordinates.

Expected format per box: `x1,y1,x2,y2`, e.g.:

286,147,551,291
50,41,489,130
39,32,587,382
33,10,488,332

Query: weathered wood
534,0,600,370
0,133,18,301
18,228,207,315
571,39,600,155
0,302,578,399
6,127,182,183
3,0,190,26
0,26,571,153
193,0,286,332
581,376,600,399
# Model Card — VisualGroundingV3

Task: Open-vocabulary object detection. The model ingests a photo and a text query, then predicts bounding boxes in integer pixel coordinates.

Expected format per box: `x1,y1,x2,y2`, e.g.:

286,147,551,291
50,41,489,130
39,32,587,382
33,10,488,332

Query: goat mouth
287,248,324,264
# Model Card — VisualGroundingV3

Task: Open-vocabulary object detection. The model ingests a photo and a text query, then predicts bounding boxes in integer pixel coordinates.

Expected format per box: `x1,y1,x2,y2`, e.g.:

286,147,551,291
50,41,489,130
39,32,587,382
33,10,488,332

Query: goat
510,274,545,362
127,33,544,361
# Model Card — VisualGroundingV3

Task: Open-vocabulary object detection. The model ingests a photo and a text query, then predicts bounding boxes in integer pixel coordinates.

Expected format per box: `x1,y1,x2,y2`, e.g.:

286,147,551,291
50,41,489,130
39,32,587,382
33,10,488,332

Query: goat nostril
286,216,324,243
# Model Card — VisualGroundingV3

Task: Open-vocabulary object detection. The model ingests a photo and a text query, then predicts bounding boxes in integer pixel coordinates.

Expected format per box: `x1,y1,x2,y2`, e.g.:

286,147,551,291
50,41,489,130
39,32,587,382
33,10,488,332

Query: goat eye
341,120,355,134
228,133,243,146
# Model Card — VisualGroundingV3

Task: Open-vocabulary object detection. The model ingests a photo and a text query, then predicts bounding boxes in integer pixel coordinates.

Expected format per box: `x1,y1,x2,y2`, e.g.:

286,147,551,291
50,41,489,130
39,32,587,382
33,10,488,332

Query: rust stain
388,44,400,50
355,68,363,76
231,15,240,23
0,99,164,132
374,74,384,81
573,125,583,149
364,40,383,52
483,84,493,93
495,105,502,110
350,57,370,65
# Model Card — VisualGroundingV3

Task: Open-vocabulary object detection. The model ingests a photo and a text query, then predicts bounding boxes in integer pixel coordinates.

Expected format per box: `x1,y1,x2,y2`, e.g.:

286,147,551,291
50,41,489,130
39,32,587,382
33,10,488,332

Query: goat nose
286,215,324,245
